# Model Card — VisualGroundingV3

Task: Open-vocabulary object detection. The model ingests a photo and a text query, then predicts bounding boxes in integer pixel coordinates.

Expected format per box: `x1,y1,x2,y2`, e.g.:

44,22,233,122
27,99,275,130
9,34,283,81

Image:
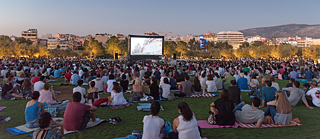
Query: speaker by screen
173,53,176,59
115,53,118,60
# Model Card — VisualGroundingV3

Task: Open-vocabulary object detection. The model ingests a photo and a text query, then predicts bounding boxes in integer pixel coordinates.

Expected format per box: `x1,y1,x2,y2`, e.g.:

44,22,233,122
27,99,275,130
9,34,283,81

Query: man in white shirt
306,81,320,107
1,67,8,79
92,74,106,93
34,76,46,92
73,80,86,104
106,74,116,93
270,77,280,91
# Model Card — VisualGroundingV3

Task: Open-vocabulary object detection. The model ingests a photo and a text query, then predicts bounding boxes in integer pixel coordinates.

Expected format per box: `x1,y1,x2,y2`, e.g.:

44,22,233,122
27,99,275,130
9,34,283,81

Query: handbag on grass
207,112,216,125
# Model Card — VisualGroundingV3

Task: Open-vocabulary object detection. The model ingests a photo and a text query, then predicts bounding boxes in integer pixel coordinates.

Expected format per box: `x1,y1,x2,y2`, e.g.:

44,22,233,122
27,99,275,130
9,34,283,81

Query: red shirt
64,73,72,82
32,77,40,84
63,102,91,131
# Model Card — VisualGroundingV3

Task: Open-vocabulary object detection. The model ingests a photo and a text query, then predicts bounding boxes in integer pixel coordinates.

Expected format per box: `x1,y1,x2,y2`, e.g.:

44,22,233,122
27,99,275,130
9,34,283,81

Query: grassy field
0,78,319,139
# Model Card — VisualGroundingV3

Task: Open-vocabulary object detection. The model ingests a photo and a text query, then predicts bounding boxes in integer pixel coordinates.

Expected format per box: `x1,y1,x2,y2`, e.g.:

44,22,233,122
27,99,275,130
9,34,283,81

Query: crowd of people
1,57,320,139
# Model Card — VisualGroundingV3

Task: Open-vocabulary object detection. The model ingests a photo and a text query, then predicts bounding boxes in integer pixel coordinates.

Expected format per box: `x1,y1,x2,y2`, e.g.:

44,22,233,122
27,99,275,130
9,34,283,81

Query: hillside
239,24,320,38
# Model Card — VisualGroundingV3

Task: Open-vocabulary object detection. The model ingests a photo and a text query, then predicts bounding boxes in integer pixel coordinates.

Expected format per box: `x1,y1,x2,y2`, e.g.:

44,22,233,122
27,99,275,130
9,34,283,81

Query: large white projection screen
130,37,163,55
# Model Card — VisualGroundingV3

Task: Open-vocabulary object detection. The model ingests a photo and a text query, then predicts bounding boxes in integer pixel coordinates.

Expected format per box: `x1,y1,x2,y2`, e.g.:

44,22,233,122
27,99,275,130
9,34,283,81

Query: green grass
0,78,319,139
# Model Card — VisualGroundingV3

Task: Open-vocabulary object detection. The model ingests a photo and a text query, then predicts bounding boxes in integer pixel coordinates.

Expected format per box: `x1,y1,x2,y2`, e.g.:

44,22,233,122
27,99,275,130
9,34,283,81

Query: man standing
64,92,99,131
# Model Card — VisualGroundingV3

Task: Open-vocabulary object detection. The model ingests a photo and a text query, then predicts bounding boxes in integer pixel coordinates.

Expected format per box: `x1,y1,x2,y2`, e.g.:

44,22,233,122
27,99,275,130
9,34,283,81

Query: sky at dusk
1,0,320,37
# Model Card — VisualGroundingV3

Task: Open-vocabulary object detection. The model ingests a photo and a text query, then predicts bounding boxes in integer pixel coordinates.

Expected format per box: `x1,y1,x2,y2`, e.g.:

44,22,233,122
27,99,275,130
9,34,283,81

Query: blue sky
1,0,319,37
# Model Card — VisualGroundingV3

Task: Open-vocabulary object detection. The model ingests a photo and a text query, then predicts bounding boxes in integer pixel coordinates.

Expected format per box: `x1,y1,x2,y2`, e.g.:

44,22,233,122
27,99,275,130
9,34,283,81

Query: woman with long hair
193,77,202,95
142,101,164,139
265,91,293,125
209,89,235,125
206,75,217,93
159,78,171,99
32,112,64,139
149,78,160,100
110,82,128,105
214,73,223,90
38,83,56,104
200,72,207,94
22,77,33,97
170,101,201,139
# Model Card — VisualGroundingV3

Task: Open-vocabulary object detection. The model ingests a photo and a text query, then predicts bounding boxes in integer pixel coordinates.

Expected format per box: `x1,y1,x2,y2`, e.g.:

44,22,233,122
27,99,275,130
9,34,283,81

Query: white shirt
306,88,320,107
142,115,164,139
272,82,280,91
110,91,128,105
79,70,84,77
159,77,170,87
1,70,8,78
73,86,86,104
161,84,171,98
244,75,251,85
206,80,217,92
177,115,201,139
159,69,165,77
106,80,116,92
34,81,45,92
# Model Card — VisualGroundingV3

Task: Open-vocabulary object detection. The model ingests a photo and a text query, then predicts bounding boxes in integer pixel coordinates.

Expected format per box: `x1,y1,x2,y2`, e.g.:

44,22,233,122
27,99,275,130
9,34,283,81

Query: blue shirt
237,77,248,90
261,87,277,102
305,71,312,80
54,70,60,78
25,102,40,123
290,71,298,79
71,74,80,85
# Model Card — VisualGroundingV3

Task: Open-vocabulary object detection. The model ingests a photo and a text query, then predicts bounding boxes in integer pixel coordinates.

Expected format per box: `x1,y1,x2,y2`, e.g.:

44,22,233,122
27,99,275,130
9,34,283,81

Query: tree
239,42,250,49
56,45,61,49
15,37,33,45
164,41,176,56
119,37,128,56
106,36,121,59
175,41,188,58
188,38,200,51
252,41,264,47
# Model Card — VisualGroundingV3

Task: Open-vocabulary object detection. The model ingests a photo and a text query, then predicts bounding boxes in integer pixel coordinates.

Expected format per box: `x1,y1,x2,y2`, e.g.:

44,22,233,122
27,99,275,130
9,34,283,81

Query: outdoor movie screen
130,36,163,55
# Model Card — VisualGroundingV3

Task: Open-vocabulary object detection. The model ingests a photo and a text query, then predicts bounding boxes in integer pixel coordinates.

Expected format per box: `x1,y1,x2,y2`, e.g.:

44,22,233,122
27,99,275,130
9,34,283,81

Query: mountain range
239,24,320,38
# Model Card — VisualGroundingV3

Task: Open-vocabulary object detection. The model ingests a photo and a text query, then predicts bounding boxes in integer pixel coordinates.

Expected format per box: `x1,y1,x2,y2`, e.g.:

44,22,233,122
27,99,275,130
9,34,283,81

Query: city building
115,33,126,41
95,33,112,47
21,29,38,44
9,35,17,41
216,31,244,49
55,34,77,40
180,34,199,43
246,35,267,44
297,37,313,47
313,39,320,45
144,32,159,36
38,39,47,46
47,37,59,49
203,32,216,42
40,34,52,39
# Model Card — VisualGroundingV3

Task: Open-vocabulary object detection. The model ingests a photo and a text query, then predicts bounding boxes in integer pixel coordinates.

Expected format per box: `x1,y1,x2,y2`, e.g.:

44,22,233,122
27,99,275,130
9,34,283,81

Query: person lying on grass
265,91,293,125
234,97,264,128
32,112,64,139
142,101,164,139
63,92,99,131
282,81,313,109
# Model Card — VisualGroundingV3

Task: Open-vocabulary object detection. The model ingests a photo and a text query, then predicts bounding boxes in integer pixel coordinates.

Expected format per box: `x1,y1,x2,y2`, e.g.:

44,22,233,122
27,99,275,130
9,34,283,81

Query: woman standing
170,101,201,139
142,101,164,139
209,89,235,125
265,91,293,125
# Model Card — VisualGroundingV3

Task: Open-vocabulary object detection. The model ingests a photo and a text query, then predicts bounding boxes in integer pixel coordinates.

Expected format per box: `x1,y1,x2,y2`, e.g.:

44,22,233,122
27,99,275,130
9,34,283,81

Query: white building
47,37,59,49
216,31,244,49
297,37,313,47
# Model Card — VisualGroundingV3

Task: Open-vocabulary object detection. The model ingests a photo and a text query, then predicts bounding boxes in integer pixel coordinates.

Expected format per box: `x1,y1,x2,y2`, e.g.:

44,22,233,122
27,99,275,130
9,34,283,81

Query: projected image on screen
131,37,163,55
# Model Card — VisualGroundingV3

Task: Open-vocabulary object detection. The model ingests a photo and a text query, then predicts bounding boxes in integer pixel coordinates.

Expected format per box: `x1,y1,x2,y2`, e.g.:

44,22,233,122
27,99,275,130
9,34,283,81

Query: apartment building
21,29,38,43
216,31,244,49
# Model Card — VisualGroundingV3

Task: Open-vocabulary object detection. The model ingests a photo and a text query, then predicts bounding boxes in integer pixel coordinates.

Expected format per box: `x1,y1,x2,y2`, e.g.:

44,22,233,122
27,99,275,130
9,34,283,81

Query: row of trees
1,35,320,59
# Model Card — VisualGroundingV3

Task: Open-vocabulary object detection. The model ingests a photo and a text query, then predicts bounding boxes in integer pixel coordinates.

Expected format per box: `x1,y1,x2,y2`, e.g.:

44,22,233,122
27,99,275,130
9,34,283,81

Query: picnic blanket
186,93,218,98
108,103,132,110
236,118,301,128
197,120,238,128
137,103,164,111
241,90,252,92
106,89,133,94
0,107,6,112
128,98,169,103
7,117,106,135
170,89,179,92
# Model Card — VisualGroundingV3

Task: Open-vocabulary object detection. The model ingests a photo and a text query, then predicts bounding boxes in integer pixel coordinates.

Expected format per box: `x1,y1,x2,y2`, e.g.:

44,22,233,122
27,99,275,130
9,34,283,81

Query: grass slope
0,79,319,139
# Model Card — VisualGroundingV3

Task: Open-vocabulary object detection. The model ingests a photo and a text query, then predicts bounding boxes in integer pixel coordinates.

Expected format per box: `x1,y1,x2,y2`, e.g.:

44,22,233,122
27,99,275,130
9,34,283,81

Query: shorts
27,121,39,128
3,94,12,100
79,111,92,130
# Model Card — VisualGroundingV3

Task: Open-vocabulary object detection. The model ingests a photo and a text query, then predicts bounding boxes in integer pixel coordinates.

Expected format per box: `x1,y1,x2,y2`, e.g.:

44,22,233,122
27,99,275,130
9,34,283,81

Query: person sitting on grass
209,89,235,125
306,81,320,107
237,73,248,90
285,78,295,88
32,112,64,139
169,74,177,90
271,77,280,91
63,69,72,85
170,101,202,139
149,78,160,100
206,75,217,93
34,76,46,92
25,91,45,128
120,74,129,93
282,81,313,109
38,83,56,104
303,83,311,94
175,76,193,97
142,101,164,139
234,97,264,128
110,82,128,105
64,92,98,132
260,81,277,108
106,74,116,93
71,70,80,86
192,77,202,95
73,80,86,104
87,81,99,104
1,76,24,100
159,78,171,99
264,91,293,125
228,80,241,105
